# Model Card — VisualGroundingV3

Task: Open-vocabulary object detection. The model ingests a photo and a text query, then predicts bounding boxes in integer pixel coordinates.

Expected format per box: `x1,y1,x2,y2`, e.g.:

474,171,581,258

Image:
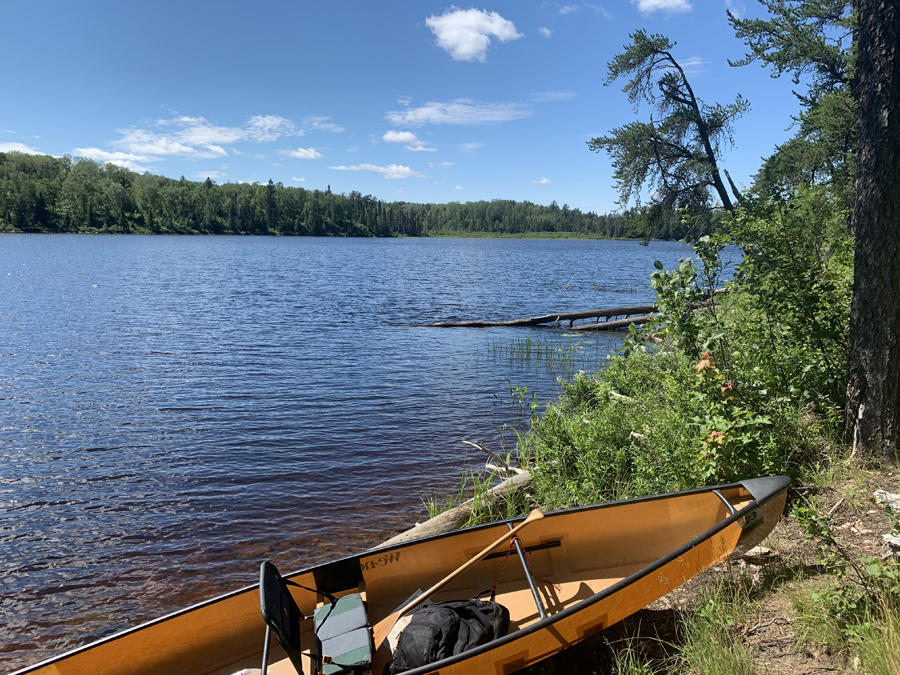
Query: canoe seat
314,594,373,675
259,561,307,675
259,562,373,675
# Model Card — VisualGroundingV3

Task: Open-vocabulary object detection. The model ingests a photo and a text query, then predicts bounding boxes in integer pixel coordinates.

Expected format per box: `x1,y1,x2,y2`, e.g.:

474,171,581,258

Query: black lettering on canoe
361,551,401,571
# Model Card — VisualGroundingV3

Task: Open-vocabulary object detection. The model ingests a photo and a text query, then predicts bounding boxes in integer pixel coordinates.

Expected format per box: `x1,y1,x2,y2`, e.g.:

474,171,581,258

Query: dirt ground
517,469,900,675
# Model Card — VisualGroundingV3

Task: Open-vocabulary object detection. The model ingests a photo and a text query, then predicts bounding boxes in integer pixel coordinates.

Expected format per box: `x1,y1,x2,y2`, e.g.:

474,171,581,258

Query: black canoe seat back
313,593,373,675
259,561,306,675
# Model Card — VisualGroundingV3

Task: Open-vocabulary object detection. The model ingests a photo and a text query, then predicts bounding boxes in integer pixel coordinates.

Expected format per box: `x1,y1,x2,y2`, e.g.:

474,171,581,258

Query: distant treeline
0,152,705,239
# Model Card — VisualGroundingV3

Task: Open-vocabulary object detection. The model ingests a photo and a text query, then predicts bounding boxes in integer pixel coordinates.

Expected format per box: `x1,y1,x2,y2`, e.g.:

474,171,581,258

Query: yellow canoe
12,476,789,675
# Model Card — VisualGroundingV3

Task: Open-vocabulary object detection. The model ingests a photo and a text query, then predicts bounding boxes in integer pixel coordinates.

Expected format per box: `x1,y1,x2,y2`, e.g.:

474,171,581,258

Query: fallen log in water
417,304,657,330
569,315,652,331
375,471,533,547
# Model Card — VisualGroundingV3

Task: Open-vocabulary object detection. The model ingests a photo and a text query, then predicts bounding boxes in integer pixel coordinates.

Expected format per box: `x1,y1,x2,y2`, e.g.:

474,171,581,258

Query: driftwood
568,315,652,331
376,471,533,548
418,290,730,332
417,305,657,329
461,441,525,476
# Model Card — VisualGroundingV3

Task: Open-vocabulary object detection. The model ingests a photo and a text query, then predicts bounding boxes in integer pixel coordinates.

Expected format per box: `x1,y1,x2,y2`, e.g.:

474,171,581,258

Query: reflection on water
0,235,709,669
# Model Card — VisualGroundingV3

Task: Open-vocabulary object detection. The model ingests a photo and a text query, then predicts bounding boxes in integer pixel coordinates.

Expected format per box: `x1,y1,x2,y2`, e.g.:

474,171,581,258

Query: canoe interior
15,482,782,675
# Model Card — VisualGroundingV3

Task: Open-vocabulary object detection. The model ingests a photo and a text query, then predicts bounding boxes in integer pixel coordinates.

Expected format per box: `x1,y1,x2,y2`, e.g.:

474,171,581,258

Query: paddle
371,508,545,650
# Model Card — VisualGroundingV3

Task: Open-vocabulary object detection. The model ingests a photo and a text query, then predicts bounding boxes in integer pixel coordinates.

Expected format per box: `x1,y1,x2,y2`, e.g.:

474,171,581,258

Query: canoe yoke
259,561,374,675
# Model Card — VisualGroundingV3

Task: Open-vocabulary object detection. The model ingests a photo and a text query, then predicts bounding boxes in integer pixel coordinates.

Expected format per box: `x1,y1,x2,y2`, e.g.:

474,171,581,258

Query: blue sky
0,0,801,214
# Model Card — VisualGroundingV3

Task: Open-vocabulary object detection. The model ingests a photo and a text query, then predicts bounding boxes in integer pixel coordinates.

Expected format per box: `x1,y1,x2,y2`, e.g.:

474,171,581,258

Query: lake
0,234,704,669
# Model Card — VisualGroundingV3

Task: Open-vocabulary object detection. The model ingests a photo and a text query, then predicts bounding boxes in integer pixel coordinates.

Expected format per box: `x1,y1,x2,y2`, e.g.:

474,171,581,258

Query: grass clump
853,598,900,675
676,571,761,675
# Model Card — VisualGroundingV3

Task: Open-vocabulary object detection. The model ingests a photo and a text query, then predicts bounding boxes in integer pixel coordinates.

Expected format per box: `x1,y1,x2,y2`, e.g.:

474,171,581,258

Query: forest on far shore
0,152,706,240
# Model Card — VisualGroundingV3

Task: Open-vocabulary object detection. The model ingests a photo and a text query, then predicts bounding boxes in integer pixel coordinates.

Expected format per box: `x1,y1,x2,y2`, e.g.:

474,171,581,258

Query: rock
874,490,900,509
883,534,900,558
740,545,774,564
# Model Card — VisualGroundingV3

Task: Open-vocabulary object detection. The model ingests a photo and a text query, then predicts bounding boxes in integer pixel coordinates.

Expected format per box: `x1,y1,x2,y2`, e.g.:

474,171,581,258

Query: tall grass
490,334,613,379
854,597,900,675
678,572,760,675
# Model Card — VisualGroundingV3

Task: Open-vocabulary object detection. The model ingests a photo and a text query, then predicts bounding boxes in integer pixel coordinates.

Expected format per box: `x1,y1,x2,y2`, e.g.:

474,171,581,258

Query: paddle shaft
372,508,544,649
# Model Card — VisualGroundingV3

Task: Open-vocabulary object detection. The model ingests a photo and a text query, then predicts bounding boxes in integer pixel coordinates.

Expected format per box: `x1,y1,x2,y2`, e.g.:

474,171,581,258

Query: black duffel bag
389,598,510,673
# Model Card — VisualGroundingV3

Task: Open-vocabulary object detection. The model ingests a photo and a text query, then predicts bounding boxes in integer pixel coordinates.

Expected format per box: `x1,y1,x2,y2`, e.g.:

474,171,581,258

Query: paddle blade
372,610,401,652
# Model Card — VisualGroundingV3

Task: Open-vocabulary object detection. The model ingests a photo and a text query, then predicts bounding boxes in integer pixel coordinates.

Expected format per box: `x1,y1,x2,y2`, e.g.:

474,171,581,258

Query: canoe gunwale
9,477,790,675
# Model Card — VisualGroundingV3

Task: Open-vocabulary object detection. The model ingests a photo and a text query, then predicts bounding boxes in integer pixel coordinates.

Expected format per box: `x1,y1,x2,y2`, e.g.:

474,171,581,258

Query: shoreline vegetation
429,205,900,674
0,151,705,241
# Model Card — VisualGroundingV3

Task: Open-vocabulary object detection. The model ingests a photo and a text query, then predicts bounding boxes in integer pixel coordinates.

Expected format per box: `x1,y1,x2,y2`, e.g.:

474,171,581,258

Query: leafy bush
521,188,851,508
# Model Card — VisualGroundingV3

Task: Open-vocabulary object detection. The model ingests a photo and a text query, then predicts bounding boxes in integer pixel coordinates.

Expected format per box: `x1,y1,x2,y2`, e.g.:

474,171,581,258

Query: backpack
389,598,510,673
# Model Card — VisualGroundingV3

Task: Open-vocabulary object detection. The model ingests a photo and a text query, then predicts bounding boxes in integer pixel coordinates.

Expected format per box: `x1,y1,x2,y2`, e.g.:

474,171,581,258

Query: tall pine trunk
844,0,900,460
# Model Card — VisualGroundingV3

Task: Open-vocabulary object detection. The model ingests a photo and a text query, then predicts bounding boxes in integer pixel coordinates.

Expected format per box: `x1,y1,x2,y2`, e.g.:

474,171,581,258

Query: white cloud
532,90,576,102
725,0,745,17
426,8,523,62
105,113,342,162
397,96,413,107
162,116,247,145
116,129,205,157
383,130,420,144
632,0,692,15
246,115,298,142
538,27,553,38
74,147,152,171
292,177,307,183
428,161,454,168
386,99,532,126
585,3,614,18
305,116,345,133
282,147,323,159
558,4,579,14
382,130,437,151
0,142,41,155
678,56,708,76
531,177,552,184
459,142,484,153
328,163,428,179
195,170,226,181
451,186,464,190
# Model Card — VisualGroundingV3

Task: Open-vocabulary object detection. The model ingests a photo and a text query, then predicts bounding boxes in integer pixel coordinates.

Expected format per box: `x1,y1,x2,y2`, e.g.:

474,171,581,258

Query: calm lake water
0,234,704,669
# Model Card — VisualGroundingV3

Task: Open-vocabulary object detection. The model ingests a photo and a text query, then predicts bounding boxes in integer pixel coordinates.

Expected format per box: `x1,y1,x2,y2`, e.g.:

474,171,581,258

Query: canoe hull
11,476,789,675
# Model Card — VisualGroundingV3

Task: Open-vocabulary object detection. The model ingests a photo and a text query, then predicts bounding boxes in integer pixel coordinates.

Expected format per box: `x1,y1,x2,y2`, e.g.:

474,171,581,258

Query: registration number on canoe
361,551,401,571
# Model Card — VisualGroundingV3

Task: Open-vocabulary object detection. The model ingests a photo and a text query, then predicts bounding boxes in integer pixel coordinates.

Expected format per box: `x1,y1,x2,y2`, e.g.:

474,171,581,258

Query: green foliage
519,185,850,508
726,186,853,407
794,504,900,635
522,347,805,507
637,231,727,358
589,30,747,216
729,1,857,204
678,574,758,675
851,596,900,675
728,0,855,95
608,638,662,675
0,152,658,239
753,89,857,207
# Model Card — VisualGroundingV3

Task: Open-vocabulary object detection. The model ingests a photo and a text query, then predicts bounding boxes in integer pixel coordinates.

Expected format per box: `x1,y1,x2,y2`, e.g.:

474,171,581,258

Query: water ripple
0,234,721,670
